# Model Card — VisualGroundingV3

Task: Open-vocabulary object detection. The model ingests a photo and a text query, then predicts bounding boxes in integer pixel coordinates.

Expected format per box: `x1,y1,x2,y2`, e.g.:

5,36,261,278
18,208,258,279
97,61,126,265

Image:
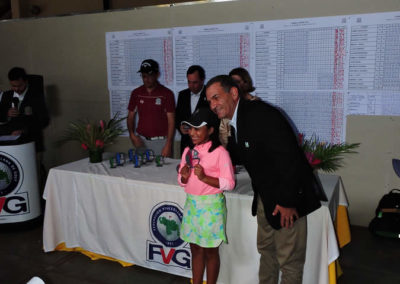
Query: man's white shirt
190,86,204,114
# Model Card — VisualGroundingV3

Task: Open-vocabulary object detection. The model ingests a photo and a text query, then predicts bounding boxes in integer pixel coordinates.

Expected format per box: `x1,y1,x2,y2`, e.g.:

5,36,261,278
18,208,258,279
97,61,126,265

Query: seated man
0,67,50,153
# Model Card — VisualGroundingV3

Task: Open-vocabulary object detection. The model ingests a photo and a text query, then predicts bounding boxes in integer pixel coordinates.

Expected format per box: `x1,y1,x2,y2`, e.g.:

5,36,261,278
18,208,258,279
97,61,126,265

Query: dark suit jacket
228,99,326,229
0,86,50,152
175,88,209,155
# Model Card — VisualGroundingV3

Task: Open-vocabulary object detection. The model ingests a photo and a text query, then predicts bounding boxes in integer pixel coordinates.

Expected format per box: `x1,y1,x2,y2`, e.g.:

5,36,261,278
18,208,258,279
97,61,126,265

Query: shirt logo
142,62,151,68
155,98,161,105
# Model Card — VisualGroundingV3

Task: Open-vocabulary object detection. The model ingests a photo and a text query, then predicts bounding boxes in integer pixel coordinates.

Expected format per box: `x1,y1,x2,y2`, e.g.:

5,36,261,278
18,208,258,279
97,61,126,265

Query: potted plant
298,133,360,172
59,113,126,163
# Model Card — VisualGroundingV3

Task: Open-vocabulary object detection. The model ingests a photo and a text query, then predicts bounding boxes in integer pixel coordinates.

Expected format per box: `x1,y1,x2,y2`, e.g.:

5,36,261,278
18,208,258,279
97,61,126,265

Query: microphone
12,97,19,109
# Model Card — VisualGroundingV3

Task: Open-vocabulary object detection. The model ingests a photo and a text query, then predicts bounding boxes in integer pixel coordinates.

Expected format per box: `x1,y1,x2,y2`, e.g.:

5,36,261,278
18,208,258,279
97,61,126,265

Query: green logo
159,216,180,236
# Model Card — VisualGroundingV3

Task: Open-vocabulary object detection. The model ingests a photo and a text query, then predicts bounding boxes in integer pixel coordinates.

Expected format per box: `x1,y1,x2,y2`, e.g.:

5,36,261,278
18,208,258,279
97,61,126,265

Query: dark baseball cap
181,107,219,129
138,59,159,74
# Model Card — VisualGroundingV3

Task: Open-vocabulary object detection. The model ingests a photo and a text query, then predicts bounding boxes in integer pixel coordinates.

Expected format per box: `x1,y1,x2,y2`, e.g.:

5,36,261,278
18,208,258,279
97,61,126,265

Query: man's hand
180,164,191,183
180,124,190,135
161,143,172,157
130,133,144,148
8,107,19,118
272,204,299,229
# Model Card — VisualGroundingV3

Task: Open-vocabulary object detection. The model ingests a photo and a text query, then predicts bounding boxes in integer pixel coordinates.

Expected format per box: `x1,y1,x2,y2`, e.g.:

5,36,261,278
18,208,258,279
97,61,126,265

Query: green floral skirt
180,193,227,248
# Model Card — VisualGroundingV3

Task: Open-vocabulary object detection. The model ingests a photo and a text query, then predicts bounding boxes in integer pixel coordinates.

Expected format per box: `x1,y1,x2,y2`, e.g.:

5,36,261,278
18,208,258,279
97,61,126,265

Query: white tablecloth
43,157,346,284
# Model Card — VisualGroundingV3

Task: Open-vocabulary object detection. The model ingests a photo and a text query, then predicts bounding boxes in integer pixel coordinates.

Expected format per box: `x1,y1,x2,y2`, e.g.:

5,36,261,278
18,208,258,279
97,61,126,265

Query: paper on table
0,135,20,141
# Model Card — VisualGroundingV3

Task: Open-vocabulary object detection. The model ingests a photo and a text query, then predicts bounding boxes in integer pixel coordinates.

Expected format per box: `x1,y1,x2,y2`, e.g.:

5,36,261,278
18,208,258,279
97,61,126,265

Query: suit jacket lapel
194,89,207,111
19,87,33,113
183,89,190,116
236,99,246,146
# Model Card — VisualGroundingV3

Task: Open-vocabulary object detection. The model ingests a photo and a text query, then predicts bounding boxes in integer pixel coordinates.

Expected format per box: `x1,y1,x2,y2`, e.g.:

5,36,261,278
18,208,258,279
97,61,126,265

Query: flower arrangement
59,113,126,162
298,133,360,172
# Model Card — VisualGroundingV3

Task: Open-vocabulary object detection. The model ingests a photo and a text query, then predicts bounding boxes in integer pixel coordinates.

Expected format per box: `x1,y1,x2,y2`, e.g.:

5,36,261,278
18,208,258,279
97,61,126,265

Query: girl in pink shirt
178,108,235,284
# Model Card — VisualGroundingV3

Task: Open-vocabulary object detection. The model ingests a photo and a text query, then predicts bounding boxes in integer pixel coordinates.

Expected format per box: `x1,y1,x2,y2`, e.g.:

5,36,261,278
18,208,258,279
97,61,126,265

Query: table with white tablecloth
43,157,348,284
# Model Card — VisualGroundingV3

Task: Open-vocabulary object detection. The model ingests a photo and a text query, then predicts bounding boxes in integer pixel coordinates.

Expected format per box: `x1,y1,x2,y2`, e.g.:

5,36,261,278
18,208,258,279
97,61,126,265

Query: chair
27,74,44,94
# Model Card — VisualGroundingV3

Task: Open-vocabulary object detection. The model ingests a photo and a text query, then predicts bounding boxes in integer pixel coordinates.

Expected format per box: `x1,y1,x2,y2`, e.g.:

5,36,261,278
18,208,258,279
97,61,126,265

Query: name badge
155,98,161,105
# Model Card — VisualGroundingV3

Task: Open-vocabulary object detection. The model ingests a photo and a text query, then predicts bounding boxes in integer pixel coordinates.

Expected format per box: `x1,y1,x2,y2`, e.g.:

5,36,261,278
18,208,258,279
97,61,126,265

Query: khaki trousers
256,196,307,284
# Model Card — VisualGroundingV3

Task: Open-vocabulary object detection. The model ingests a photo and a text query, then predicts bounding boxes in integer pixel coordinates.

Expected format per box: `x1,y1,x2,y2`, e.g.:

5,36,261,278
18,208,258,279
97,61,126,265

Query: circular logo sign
150,202,184,247
0,153,22,197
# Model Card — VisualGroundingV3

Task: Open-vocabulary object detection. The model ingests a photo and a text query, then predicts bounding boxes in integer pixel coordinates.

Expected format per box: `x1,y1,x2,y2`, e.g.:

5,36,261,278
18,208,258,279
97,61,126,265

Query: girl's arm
177,147,191,186
217,148,236,191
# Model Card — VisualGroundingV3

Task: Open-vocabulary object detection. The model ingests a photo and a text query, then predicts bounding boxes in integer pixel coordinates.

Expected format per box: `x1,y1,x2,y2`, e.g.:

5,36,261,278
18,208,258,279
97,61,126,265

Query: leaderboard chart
106,29,173,88
254,16,347,143
173,23,252,92
105,28,173,124
254,18,346,91
347,12,400,115
105,11,400,141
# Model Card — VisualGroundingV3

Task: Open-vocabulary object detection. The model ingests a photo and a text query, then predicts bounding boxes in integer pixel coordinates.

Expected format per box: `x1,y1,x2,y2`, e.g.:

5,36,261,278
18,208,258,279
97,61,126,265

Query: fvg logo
147,201,191,269
0,153,27,215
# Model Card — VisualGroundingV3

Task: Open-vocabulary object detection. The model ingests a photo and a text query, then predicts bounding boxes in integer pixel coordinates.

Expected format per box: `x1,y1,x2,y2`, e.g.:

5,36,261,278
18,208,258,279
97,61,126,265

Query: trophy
185,149,200,168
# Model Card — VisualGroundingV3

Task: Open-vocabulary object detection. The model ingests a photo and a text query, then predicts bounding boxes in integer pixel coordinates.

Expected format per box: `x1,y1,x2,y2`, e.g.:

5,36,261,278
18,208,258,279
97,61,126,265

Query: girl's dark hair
207,124,221,153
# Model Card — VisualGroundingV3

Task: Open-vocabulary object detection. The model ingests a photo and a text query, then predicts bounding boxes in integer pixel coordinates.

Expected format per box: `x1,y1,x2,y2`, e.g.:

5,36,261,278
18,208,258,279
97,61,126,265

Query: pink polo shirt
178,141,235,195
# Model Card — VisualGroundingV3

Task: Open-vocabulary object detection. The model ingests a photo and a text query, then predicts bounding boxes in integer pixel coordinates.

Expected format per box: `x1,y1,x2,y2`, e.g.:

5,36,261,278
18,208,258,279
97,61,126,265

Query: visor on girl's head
181,107,219,128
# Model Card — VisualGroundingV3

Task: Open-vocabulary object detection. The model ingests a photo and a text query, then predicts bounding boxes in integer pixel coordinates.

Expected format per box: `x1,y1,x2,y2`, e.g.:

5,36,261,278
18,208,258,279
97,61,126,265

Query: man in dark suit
175,65,209,155
205,75,326,284
0,67,50,153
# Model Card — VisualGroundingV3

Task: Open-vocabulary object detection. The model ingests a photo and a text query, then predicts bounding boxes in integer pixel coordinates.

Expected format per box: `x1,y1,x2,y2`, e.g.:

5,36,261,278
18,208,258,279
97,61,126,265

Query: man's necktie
227,125,240,165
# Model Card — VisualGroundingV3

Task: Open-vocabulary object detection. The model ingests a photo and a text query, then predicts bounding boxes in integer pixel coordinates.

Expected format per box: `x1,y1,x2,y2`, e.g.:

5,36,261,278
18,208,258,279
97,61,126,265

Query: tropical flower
299,133,360,172
305,152,322,167
100,120,105,130
95,139,104,148
59,113,126,152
